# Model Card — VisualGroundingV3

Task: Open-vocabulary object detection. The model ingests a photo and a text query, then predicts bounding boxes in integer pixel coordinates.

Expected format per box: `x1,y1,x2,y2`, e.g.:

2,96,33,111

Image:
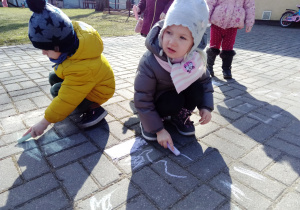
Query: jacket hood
158,0,209,57
70,21,103,60
145,20,208,63
145,21,168,62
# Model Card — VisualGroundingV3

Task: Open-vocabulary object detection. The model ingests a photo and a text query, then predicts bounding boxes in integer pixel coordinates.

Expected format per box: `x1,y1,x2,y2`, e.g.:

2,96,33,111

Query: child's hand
136,6,140,13
23,118,51,138
245,26,252,33
156,128,174,151
160,12,166,20
199,109,212,125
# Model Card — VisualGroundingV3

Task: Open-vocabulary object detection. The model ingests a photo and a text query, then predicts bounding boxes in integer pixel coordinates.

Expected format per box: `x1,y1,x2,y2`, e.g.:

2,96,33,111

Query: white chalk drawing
90,189,117,210
180,153,193,161
234,167,265,181
220,180,250,201
108,137,194,178
157,160,187,178
131,149,153,170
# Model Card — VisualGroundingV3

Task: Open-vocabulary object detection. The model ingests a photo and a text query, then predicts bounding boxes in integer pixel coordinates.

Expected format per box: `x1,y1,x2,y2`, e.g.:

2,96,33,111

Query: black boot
220,50,236,79
206,48,220,77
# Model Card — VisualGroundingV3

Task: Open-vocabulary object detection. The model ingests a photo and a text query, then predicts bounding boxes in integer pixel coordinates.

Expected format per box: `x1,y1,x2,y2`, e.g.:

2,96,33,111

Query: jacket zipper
150,0,158,30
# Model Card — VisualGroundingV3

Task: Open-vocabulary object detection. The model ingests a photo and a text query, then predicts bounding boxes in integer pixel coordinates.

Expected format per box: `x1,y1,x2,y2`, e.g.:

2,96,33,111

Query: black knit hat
27,0,75,53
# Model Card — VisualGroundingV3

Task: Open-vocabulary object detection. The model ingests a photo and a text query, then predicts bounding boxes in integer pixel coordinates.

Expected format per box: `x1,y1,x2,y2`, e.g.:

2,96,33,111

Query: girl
134,0,213,150
206,0,255,79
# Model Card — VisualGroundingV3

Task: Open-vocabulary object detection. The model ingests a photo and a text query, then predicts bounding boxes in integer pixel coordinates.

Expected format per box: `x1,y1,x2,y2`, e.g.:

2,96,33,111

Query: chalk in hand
17,133,32,143
167,143,180,156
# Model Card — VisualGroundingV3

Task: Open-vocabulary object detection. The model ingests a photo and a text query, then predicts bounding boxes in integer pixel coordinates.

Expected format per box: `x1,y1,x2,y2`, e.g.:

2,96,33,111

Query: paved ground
0,24,300,210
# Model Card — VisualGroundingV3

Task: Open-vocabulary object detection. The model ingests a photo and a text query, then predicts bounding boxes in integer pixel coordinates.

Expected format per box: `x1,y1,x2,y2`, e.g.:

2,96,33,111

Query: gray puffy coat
134,21,213,134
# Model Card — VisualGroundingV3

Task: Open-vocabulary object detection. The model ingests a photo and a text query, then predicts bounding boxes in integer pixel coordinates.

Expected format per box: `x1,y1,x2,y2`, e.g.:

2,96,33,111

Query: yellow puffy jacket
45,21,115,123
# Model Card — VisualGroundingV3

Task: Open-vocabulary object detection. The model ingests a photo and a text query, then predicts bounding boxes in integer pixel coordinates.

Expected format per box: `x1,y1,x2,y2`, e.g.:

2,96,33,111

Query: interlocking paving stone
265,137,300,159
240,145,281,171
265,155,300,185
48,142,98,168
0,157,22,192
210,173,272,209
118,194,157,210
41,133,88,156
16,148,50,180
229,163,286,200
132,166,181,209
0,173,59,209
0,24,300,209
55,162,99,201
81,153,122,187
116,145,164,174
245,122,278,143
273,191,300,210
172,184,226,210
201,134,245,159
188,150,232,181
76,179,139,209
15,189,69,210
151,157,199,194
215,128,257,150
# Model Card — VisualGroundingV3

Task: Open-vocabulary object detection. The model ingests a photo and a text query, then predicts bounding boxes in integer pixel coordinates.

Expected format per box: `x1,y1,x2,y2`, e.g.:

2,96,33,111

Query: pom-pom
26,0,46,13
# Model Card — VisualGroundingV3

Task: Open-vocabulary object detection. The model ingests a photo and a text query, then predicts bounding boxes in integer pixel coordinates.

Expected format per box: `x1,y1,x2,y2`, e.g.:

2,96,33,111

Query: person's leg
49,82,62,98
155,90,185,117
49,72,64,98
139,90,184,140
209,24,222,49
170,79,213,135
206,24,222,77
221,28,237,51
155,90,196,137
49,71,63,86
220,28,238,79
182,80,205,111
77,100,107,128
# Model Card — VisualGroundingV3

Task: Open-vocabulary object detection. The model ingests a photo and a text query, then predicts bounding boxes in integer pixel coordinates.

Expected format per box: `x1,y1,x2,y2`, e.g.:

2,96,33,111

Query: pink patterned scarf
155,52,205,93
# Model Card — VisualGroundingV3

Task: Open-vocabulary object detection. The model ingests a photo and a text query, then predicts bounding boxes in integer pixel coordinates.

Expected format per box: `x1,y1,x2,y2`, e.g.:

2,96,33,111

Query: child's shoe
170,108,195,136
79,106,107,128
140,122,157,141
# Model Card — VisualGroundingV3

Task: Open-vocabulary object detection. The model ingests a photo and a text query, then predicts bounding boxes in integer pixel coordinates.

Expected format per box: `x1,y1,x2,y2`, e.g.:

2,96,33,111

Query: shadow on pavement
215,77,300,181
123,117,232,208
2,119,109,209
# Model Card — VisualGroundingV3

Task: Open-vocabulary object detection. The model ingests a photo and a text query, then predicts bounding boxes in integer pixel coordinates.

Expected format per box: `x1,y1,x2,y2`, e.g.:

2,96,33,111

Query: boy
23,0,115,138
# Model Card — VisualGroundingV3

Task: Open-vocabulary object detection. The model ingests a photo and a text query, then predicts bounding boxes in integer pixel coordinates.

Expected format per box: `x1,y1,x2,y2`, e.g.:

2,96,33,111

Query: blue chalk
17,133,32,143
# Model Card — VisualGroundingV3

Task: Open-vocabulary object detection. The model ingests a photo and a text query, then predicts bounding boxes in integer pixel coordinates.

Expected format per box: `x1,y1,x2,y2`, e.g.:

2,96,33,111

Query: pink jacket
207,0,255,29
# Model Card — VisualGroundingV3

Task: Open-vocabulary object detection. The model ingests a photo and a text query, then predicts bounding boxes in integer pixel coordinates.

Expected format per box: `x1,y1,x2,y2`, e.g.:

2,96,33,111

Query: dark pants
49,72,93,113
155,80,203,117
